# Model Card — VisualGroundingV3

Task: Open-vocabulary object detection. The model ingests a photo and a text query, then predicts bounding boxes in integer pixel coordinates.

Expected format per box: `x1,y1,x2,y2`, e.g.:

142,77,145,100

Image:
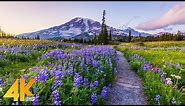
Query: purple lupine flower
33,95,40,105
173,84,178,89
99,66,105,71
160,73,165,78
52,79,63,90
42,49,65,60
143,65,147,71
83,78,89,88
52,90,62,105
90,82,94,88
23,74,28,80
155,95,160,103
0,55,3,59
92,60,100,68
30,67,39,73
157,68,162,74
93,81,99,87
67,65,73,76
171,98,176,105
73,73,83,88
55,71,65,80
108,83,112,88
2,82,7,87
38,69,48,84
91,93,97,105
57,65,62,71
86,56,92,65
176,63,181,69
11,79,16,85
80,58,85,67
48,63,54,67
73,68,77,74
143,63,153,71
0,78,2,85
101,86,108,99
50,69,56,78
56,54,61,59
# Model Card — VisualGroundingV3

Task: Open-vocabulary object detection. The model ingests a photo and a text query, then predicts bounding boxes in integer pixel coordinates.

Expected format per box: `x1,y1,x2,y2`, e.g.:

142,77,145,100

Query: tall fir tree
176,30,183,41
104,24,109,44
98,10,109,45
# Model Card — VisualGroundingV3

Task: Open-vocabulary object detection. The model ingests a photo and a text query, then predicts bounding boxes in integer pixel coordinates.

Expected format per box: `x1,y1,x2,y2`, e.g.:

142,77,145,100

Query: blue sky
0,1,184,34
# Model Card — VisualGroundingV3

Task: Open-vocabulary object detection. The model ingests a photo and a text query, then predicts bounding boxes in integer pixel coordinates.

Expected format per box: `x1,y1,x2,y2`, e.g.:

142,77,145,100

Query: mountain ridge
16,17,152,40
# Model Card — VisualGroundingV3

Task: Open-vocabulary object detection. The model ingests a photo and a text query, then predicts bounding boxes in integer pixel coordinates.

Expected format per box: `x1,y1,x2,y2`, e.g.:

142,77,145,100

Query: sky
0,1,185,34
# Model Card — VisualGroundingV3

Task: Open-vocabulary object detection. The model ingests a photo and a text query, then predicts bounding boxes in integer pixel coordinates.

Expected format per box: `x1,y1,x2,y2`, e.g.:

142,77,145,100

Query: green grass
120,41,185,48
143,41,185,48
0,39,58,46
123,49,184,67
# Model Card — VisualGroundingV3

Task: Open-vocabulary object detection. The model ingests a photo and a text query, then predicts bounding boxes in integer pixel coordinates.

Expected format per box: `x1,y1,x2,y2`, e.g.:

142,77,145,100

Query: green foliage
6,54,29,62
130,60,143,71
136,41,145,46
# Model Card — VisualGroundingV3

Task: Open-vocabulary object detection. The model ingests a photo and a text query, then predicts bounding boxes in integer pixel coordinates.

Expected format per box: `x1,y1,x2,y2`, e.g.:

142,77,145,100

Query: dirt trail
106,50,148,105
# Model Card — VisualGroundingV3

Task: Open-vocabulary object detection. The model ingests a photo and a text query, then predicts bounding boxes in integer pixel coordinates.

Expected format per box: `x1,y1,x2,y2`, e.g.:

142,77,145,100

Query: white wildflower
182,88,185,92
163,65,166,68
175,75,181,80
166,78,171,81
171,74,175,77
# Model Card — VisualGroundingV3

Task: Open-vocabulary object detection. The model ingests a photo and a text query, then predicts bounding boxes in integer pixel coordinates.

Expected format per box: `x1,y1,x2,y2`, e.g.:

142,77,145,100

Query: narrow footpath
106,50,148,105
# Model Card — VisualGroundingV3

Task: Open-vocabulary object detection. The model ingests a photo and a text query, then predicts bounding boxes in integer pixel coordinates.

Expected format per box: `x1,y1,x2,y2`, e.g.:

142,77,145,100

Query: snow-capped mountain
153,32,173,36
16,17,151,40
122,27,151,36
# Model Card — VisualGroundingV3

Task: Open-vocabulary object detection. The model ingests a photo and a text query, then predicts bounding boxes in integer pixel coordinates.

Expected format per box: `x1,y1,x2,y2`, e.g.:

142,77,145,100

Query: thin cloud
135,3,185,31
122,16,140,28
163,27,173,31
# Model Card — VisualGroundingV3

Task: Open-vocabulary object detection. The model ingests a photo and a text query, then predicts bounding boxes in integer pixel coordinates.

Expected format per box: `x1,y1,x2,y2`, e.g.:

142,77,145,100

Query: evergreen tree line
131,31,184,42
14,35,40,40
0,31,15,38
64,38,94,44
0,27,40,39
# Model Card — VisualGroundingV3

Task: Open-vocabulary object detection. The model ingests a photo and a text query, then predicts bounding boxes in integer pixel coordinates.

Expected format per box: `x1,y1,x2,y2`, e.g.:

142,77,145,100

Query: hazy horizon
0,1,185,35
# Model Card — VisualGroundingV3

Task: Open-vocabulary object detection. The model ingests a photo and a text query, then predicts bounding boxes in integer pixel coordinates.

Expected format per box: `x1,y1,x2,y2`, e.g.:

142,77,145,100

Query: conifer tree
98,10,109,45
